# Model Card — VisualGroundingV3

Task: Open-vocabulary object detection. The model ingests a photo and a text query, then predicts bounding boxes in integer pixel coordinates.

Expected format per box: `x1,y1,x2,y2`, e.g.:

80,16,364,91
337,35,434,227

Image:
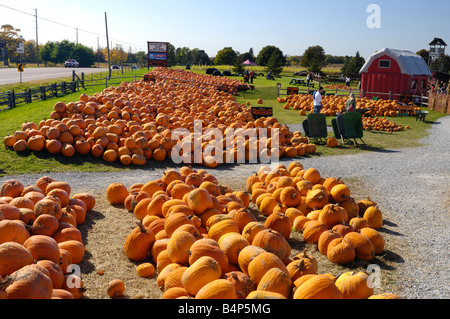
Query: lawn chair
335,112,366,147
302,113,328,144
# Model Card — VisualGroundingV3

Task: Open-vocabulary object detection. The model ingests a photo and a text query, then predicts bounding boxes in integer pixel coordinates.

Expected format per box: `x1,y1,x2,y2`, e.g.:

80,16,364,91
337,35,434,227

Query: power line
0,3,143,48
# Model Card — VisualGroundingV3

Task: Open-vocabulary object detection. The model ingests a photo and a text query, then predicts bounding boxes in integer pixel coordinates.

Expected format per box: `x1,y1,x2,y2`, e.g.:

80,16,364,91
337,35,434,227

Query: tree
341,51,366,75
232,55,244,74
214,47,237,65
23,40,38,63
0,24,22,64
430,55,450,73
52,40,75,64
265,49,285,75
73,44,95,67
256,46,285,66
416,49,430,65
40,41,56,65
301,45,326,72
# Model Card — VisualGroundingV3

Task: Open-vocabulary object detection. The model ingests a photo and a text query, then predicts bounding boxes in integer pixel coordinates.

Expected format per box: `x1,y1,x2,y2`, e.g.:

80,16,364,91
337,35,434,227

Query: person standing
306,73,311,87
313,87,325,114
346,93,356,112
345,76,351,87
250,70,255,84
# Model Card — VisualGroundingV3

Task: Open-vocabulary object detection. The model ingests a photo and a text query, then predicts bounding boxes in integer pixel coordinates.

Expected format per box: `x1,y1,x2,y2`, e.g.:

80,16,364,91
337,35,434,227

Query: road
0,67,110,85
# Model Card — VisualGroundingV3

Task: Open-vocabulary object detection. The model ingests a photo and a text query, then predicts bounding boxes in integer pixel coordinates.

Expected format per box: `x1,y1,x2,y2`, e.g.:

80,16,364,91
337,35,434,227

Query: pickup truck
65,59,79,68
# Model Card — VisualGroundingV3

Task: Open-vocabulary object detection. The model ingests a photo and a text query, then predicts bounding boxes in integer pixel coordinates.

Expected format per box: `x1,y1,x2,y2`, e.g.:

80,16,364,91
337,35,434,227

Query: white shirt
313,91,322,106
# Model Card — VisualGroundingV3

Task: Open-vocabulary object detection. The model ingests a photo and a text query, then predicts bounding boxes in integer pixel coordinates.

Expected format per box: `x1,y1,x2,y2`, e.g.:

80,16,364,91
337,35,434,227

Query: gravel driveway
1,115,449,299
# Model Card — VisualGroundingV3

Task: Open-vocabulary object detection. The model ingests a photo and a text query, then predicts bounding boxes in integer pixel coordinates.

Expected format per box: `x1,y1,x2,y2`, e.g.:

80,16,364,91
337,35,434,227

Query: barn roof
360,48,432,76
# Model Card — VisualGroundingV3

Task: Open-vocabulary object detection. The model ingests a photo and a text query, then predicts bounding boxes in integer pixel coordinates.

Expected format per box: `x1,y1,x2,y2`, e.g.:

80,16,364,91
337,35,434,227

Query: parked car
111,65,121,70
65,59,79,68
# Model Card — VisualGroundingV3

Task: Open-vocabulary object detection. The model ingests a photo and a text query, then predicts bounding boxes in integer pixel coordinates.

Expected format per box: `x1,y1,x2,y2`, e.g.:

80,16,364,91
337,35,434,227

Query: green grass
0,67,446,176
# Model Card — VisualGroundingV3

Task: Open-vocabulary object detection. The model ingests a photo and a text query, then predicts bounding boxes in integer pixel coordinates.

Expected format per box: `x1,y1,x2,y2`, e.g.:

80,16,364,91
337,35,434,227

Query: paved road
0,67,110,85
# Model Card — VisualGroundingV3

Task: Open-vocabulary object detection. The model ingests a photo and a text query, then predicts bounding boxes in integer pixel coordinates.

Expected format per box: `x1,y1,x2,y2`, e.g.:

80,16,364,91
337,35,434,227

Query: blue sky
1,0,449,60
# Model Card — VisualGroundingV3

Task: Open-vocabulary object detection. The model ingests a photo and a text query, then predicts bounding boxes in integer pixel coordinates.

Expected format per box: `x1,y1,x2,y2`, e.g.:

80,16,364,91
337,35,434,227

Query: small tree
265,50,285,75
301,46,326,72
341,51,366,75
232,55,244,74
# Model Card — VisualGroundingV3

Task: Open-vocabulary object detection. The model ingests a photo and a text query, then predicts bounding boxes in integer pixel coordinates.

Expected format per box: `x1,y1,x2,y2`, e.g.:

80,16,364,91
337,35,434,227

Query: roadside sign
18,63,24,72
17,43,24,54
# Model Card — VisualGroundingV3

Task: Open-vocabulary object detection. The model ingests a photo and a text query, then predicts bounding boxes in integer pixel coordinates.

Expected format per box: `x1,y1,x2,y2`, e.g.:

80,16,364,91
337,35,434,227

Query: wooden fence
0,81,79,111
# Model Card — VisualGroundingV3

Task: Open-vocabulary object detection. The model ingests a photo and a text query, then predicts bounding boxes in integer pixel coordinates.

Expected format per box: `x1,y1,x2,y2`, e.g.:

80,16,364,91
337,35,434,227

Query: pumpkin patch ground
0,69,448,300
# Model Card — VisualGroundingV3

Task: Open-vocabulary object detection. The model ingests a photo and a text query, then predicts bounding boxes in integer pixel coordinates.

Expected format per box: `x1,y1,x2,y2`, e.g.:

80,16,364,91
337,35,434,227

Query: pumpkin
0,203,21,220
263,213,292,240
319,204,348,229
230,208,258,233
1,265,53,299
33,199,62,220
363,206,383,229
208,219,240,242
327,238,356,265
218,233,250,266
349,217,369,231
0,219,30,245
162,287,190,299
327,137,339,148
223,271,256,299
303,168,321,185
182,256,222,296
36,260,64,289
0,242,34,277
305,189,329,210
369,293,402,299
330,184,351,203
188,239,229,276
57,240,85,264
52,289,75,299
246,290,287,299
25,235,60,264
318,230,342,255
360,228,385,254
31,214,59,237
338,198,359,221
237,245,266,276
71,193,96,211
167,230,197,265
187,188,213,215
106,183,129,205
252,228,290,259
335,271,374,299
164,266,188,291
247,252,289,285
293,275,343,299
257,267,292,299
286,258,317,283
52,227,83,244
302,220,327,244
1,180,24,198
195,279,238,299
123,222,156,261
107,279,126,298
279,186,302,207
344,232,375,261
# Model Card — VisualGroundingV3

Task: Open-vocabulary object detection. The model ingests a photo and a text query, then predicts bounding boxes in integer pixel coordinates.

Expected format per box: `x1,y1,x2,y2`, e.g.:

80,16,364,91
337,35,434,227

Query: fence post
9,90,16,109
81,72,85,89
27,89,32,104
105,77,108,88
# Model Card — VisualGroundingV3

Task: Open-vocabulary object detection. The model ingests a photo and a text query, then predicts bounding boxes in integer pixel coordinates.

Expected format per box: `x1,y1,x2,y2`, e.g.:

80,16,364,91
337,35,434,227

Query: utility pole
35,9,40,67
105,12,111,78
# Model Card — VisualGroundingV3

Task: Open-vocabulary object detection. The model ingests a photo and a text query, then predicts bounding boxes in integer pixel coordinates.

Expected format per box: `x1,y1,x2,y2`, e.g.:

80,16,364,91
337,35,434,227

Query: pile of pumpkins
145,67,250,95
279,94,420,119
106,162,401,299
0,177,96,299
362,117,406,132
4,74,315,168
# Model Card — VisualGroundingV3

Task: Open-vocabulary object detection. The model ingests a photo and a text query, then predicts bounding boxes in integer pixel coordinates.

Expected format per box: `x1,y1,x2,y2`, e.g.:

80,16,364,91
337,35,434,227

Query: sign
18,63,24,72
251,107,274,119
16,43,24,54
148,41,169,68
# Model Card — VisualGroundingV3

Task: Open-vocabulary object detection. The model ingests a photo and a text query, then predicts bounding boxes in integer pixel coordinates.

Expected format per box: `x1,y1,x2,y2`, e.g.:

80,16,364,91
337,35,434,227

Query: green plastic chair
303,113,328,144
343,112,365,146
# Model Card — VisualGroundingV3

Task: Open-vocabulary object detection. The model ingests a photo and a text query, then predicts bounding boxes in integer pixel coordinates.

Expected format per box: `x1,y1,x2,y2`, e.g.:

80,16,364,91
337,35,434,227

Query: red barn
359,48,432,101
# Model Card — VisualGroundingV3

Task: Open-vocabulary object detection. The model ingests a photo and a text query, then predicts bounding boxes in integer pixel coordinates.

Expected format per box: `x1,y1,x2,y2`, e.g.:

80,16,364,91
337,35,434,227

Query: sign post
17,42,24,84
148,42,169,68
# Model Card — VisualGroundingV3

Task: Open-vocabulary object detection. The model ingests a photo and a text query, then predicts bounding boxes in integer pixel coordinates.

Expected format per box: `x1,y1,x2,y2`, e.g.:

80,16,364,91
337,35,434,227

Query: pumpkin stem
136,222,147,233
